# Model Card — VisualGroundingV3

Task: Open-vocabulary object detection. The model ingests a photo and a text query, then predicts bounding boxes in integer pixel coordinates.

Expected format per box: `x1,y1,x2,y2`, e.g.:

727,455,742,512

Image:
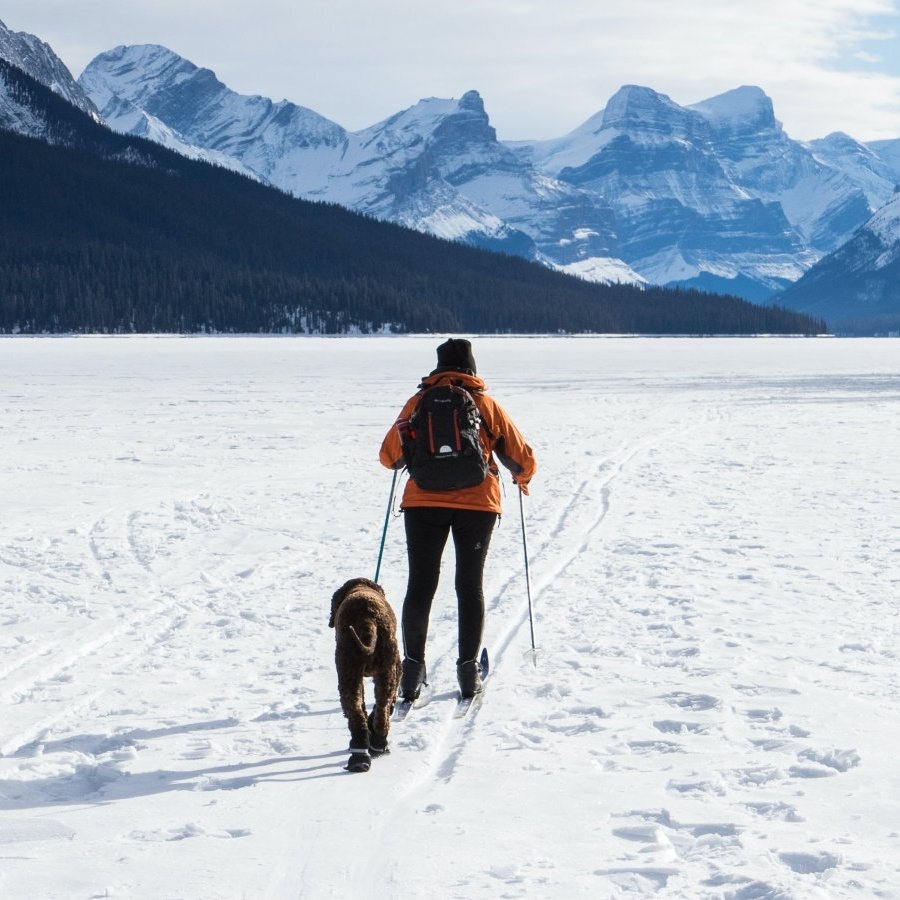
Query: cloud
3,0,900,140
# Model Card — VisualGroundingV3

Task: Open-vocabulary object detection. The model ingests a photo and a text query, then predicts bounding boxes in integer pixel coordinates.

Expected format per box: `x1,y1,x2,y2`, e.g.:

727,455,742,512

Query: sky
3,0,900,142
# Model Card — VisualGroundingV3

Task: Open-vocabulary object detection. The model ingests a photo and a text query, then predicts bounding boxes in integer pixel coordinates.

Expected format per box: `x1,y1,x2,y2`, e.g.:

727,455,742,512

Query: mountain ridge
74,43,900,304
777,193,900,333
1,56,823,336
1,19,897,332
0,16,98,118
80,46,639,285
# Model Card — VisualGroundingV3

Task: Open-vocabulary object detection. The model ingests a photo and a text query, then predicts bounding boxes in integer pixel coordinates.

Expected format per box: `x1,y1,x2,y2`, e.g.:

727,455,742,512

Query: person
379,338,537,699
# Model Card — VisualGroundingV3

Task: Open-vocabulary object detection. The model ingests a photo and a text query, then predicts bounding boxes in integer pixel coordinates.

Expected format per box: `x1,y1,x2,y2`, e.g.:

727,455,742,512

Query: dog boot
456,657,484,699
400,657,427,701
346,748,371,773
366,712,390,756
369,731,390,756
346,729,371,773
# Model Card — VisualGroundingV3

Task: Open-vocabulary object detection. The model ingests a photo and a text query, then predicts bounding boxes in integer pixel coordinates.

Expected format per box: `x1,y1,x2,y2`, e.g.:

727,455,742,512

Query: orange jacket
379,372,537,514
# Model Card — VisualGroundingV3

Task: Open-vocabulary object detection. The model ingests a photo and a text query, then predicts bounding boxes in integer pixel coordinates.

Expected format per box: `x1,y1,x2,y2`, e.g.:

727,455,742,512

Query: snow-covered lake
1,335,899,899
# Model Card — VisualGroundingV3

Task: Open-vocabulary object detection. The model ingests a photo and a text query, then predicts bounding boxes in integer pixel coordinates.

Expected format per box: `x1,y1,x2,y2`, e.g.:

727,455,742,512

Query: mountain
689,87,877,254
7,22,897,331
776,194,900,333
79,45,640,284
808,132,900,212
76,44,272,178
323,90,635,280
0,17,98,119
523,84,900,300
867,137,900,174
1,58,822,336
81,49,900,302
524,85,817,300
1,52,59,137
0,56,165,170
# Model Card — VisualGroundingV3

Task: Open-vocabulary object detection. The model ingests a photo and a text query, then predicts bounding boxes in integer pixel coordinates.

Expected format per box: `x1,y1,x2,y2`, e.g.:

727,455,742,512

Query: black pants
402,506,498,663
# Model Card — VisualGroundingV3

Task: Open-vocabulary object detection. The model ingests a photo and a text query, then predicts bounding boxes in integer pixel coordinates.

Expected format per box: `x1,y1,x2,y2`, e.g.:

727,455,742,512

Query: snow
1,335,899,899
0,70,44,136
550,256,646,285
417,203,509,242
510,112,616,174
867,195,900,253
631,248,811,289
689,86,775,131
0,19,99,119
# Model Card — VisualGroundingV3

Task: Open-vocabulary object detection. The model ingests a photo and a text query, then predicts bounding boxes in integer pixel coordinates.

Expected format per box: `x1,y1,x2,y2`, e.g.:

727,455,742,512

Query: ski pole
519,487,541,666
374,469,399,583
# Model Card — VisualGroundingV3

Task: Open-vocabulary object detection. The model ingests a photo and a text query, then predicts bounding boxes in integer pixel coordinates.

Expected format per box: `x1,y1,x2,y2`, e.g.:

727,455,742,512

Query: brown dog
329,577,401,772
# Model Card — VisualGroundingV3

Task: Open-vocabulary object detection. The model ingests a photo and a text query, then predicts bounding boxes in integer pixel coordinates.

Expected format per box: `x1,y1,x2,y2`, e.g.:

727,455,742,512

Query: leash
374,469,399,583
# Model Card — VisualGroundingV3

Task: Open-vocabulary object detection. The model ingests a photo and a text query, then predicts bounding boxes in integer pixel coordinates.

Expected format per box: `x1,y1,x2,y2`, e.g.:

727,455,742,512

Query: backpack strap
413,379,495,442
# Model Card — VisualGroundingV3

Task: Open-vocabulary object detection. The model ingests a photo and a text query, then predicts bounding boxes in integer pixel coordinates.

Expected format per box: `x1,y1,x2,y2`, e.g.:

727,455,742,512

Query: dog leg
339,668,371,773
367,708,388,756
369,654,400,755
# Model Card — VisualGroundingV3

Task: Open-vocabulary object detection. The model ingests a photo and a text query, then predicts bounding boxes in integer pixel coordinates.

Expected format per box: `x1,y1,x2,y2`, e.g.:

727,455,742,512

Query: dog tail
348,625,376,656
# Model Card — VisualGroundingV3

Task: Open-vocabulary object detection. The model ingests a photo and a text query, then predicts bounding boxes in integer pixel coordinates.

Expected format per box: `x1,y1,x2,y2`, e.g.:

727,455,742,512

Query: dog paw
346,750,372,773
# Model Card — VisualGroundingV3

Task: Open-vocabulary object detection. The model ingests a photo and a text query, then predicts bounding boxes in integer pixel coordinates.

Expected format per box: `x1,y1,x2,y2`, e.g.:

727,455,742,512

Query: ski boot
400,657,427,701
456,657,484,699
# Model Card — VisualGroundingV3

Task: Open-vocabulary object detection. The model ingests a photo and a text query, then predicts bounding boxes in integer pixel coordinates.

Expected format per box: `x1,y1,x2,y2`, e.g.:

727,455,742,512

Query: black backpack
399,384,491,491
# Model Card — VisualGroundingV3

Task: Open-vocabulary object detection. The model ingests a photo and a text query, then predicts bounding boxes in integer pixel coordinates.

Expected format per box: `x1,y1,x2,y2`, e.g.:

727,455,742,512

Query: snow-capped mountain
7,24,900,308
85,47,894,300
777,194,900,331
867,137,900,182
523,86,811,298
520,84,900,298
79,46,640,284
0,57,49,137
77,45,277,179
0,18,98,120
314,89,632,278
689,87,877,253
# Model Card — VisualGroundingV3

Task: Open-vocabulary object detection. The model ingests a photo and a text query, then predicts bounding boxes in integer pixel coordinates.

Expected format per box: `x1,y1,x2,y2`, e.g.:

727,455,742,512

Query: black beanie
435,338,477,375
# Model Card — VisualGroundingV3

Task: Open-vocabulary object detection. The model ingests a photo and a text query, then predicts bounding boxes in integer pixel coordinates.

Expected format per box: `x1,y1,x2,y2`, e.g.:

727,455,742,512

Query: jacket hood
419,371,486,392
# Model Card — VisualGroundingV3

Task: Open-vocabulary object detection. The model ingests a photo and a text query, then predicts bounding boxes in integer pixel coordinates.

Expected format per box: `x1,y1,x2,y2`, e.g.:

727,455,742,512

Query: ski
392,683,433,721
454,648,490,719
393,649,490,720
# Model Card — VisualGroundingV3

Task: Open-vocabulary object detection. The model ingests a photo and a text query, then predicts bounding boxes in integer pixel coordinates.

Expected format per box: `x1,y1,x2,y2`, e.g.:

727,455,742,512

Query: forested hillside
0,60,825,335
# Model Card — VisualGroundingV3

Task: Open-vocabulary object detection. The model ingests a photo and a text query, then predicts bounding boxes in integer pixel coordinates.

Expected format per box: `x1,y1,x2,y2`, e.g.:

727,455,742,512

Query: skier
379,338,537,700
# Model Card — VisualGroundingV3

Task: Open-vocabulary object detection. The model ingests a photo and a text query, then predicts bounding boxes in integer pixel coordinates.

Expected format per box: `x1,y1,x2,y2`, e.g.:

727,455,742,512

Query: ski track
2,338,899,898
348,415,707,895
0,501,225,757
511,390,894,899
355,384,895,898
